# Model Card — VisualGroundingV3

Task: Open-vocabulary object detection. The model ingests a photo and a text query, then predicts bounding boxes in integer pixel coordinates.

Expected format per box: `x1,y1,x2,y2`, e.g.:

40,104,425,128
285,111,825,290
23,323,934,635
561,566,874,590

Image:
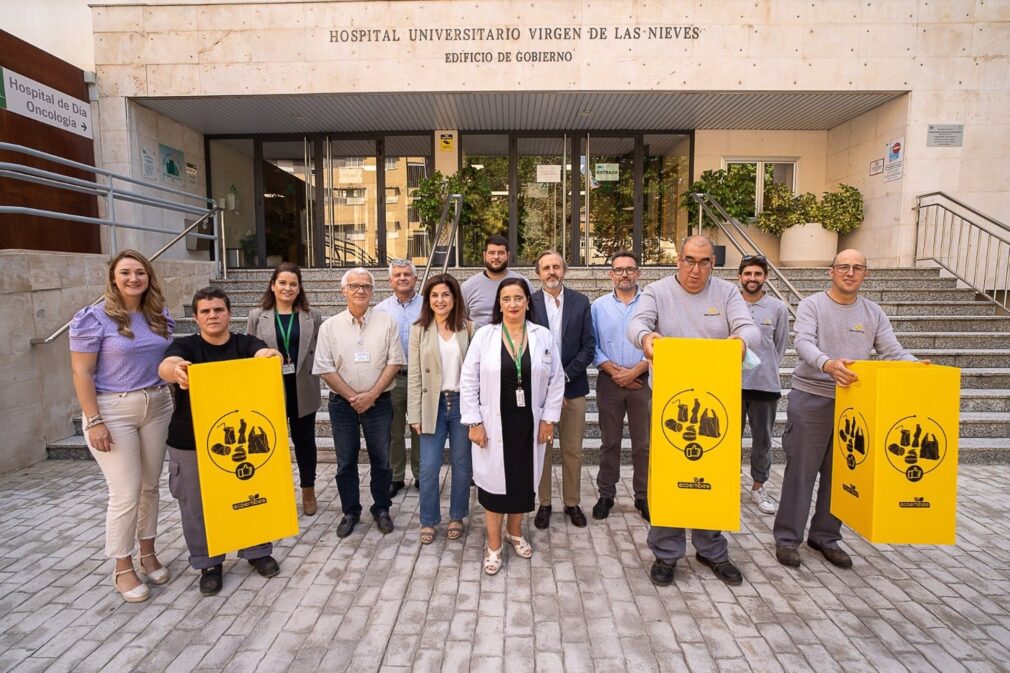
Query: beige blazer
406,321,471,432
247,307,323,419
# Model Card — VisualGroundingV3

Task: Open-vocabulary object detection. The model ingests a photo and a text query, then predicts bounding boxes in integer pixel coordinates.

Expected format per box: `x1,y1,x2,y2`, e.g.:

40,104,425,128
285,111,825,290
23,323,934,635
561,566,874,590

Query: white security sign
0,67,94,139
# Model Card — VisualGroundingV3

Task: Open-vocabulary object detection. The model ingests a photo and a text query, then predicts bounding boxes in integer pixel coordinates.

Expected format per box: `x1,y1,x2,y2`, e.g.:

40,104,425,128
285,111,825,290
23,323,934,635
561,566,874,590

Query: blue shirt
374,292,422,363
591,290,646,369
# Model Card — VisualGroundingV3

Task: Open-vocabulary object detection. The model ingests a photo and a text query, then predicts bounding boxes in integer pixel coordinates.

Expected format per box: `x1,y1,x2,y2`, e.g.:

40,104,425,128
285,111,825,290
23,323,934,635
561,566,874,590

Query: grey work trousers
772,388,843,548
168,447,272,570
648,526,729,564
595,372,650,500
389,372,420,482
742,396,777,485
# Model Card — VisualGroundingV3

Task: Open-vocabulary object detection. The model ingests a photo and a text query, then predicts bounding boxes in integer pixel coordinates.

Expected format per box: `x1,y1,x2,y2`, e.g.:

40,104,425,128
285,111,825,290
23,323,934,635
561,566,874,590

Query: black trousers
284,374,318,488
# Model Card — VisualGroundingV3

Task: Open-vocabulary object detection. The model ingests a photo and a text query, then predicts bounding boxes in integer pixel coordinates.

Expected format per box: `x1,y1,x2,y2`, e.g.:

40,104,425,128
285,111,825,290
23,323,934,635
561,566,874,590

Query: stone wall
0,250,214,475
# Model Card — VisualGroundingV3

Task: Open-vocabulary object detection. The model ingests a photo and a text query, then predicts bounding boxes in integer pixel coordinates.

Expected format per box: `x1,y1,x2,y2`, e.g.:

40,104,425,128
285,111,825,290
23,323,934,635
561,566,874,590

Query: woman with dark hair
70,249,175,602
460,277,565,574
247,262,323,515
407,273,473,544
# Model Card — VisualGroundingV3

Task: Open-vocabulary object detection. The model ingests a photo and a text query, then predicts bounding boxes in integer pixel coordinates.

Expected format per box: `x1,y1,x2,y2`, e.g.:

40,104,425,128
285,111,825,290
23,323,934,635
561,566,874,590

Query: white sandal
503,532,533,559
484,546,503,575
139,552,169,585
113,568,150,603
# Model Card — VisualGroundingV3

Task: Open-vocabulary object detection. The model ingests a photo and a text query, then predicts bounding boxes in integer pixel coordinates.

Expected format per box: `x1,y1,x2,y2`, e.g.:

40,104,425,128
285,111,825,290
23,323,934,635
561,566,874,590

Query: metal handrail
418,192,463,289
915,193,1010,310
689,193,803,316
28,209,221,345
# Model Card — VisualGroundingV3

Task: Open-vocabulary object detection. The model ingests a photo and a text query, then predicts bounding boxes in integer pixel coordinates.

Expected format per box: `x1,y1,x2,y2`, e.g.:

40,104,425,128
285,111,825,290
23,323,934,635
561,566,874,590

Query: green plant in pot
820,183,863,235
756,183,863,266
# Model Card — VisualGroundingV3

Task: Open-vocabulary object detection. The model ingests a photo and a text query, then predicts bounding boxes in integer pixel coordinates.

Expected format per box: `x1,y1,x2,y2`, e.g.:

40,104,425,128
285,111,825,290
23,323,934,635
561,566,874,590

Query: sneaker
199,564,223,596
248,555,280,578
749,487,777,514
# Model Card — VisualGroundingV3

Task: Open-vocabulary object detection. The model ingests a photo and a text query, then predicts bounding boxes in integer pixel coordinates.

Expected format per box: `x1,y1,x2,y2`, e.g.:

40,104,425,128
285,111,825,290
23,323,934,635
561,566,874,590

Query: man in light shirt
313,268,404,538
374,259,422,498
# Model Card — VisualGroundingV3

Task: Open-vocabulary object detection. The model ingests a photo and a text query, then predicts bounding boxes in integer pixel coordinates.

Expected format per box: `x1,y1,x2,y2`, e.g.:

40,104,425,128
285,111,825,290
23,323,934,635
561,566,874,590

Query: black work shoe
649,559,676,586
634,498,651,523
808,539,853,568
564,505,588,528
374,511,394,534
533,505,552,530
248,555,280,578
696,554,743,586
199,564,223,596
776,544,801,568
592,497,614,520
388,480,406,498
336,514,359,538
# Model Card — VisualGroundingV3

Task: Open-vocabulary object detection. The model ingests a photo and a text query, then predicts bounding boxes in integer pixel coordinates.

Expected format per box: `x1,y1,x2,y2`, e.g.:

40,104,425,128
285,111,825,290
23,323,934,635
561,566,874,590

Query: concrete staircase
48,266,1010,463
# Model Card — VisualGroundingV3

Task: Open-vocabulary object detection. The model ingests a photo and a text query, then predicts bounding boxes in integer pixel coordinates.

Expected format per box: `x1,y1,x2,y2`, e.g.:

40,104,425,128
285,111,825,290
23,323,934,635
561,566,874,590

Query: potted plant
755,183,863,267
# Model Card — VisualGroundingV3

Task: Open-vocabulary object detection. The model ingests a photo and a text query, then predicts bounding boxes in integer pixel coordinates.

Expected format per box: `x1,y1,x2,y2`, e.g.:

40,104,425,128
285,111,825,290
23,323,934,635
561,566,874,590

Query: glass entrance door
517,136,570,265
261,139,315,267
582,135,635,265
322,138,377,267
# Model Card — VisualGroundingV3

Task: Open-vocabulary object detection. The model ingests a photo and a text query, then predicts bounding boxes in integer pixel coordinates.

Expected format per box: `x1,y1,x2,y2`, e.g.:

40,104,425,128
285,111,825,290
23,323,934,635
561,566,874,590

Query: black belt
398,368,408,375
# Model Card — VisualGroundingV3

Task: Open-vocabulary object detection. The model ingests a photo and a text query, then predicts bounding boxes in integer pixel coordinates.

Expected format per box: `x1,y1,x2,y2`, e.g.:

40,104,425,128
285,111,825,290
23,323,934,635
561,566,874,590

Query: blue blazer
530,286,596,399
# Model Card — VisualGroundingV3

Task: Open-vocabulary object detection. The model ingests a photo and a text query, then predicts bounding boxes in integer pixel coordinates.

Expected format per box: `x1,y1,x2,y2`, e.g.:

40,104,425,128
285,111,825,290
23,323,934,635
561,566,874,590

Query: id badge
515,389,526,408
354,352,371,363
281,362,296,375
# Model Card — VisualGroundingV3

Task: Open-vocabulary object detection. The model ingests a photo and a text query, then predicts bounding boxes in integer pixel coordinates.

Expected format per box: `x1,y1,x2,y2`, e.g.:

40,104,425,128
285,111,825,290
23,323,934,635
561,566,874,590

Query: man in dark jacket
530,251,596,528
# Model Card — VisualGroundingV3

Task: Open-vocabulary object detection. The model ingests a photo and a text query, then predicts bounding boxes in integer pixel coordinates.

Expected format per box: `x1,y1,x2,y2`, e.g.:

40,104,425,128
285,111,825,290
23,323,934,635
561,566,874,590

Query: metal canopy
136,90,904,136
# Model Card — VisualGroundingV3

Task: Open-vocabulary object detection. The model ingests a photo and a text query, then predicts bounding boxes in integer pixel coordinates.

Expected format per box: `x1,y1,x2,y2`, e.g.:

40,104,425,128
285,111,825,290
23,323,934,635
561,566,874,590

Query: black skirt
477,341,535,514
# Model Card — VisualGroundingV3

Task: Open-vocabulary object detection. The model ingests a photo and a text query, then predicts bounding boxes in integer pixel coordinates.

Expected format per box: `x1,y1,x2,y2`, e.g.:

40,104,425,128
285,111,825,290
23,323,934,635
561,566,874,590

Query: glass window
726,160,797,216
384,135,431,265
643,134,690,265
209,139,256,267
460,134,509,265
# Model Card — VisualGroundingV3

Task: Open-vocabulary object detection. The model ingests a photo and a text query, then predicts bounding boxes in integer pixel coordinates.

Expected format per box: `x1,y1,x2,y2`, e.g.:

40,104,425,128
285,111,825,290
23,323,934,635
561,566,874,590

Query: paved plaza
0,461,1008,673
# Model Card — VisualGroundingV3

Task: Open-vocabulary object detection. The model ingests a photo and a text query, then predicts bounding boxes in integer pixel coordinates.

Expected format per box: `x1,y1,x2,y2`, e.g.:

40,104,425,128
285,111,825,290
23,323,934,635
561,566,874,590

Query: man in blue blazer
530,251,596,529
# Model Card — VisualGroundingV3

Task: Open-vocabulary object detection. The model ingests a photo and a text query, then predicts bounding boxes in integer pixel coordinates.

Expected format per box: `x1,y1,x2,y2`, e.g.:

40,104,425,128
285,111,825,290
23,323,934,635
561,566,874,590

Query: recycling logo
661,389,727,461
884,415,946,483
836,408,869,470
205,409,277,481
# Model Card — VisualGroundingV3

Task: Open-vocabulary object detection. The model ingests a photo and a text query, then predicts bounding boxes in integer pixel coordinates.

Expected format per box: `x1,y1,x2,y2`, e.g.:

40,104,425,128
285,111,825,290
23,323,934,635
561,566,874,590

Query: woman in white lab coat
460,277,565,575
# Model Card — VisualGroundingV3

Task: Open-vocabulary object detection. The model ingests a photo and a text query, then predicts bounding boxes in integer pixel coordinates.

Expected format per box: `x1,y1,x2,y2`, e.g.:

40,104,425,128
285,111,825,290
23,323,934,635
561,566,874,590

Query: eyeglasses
500,297,527,304
346,283,373,293
611,267,639,276
741,255,766,265
680,257,713,269
832,264,866,274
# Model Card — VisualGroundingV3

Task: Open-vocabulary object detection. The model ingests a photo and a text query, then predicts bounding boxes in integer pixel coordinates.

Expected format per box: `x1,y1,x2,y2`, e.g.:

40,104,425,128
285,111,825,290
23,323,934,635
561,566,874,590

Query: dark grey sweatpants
772,388,843,548
742,396,777,484
168,447,272,570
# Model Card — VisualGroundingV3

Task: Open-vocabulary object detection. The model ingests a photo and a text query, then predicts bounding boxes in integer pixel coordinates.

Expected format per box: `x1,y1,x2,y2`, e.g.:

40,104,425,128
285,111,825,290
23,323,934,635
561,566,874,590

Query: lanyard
275,312,295,363
503,322,526,386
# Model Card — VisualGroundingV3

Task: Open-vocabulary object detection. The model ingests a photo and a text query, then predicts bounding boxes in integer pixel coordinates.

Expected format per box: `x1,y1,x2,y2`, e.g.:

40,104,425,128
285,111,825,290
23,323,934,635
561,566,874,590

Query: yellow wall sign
831,361,959,545
189,357,299,557
649,338,742,531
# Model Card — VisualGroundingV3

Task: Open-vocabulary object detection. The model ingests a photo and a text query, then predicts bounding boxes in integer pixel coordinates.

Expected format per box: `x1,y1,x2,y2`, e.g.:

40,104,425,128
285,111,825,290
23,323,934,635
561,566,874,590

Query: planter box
779,222,837,266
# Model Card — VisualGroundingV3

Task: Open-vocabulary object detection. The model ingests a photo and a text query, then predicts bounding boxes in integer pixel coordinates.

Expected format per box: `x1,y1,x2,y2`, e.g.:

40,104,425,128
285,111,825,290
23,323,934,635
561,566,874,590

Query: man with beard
462,235,532,329
628,236,760,587
774,249,917,569
738,255,789,515
529,251,595,529
375,259,422,497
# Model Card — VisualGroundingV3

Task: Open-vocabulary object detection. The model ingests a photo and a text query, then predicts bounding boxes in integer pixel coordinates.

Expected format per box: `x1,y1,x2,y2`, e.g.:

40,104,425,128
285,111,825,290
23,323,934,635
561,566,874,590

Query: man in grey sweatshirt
773,249,916,570
461,234,531,329
628,236,761,588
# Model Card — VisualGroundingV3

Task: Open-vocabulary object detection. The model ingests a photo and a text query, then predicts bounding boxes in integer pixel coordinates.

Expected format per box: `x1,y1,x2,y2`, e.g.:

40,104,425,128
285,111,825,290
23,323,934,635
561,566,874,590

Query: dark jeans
285,375,317,487
328,391,393,517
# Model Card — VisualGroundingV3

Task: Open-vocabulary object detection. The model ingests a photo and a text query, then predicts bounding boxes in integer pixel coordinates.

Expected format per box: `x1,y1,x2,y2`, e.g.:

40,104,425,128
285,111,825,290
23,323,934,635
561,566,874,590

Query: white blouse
438,332,462,391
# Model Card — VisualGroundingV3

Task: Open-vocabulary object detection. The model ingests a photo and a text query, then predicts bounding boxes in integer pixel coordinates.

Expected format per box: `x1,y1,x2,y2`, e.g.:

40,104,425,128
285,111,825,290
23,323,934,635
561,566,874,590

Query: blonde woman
70,250,174,602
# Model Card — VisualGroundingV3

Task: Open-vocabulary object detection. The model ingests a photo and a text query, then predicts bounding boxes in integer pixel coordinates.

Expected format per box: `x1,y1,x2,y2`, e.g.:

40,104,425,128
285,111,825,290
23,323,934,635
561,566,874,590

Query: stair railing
418,192,463,289
689,192,803,316
915,191,1010,310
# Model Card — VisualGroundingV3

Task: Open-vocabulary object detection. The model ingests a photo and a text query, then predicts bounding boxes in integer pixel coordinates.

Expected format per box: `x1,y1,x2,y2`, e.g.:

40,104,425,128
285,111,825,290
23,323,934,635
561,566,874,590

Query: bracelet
85,418,106,431
468,422,483,429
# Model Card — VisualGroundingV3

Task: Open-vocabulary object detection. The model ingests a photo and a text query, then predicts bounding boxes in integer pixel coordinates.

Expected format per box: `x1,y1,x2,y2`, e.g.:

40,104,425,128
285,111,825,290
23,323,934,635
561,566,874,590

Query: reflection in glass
584,136,634,265
384,135,432,266
262,139,314,267
517,137,568,265
209,139,255,267
644,134,691,264
460,134,509,265
324,139,376,267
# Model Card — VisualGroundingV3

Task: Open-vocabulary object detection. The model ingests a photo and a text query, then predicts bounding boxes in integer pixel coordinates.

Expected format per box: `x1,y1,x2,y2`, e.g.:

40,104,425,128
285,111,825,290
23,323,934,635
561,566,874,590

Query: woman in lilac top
70,250,175,603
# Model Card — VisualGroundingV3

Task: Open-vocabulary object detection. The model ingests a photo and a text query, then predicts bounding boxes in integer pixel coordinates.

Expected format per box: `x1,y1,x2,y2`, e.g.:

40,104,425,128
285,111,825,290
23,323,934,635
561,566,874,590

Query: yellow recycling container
189,357,300,556
831,361,959,545
649,337,742,531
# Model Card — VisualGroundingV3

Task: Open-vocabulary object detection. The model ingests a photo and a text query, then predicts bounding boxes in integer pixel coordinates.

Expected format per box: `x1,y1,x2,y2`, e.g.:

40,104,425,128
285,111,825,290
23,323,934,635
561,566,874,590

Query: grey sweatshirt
741,294,790,394
792,291,915,399
461,269,531,328
628,276,761,352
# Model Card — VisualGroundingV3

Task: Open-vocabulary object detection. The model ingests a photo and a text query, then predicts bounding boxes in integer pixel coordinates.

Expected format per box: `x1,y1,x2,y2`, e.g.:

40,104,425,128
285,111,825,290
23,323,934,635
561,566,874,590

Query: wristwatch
468,422,483,429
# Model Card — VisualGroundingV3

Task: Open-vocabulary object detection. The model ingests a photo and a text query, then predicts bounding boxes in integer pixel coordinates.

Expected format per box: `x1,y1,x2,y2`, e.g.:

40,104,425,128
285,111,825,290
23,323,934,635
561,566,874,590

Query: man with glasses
530,250,595,529
774,249,916,569
591,251,651,522
628,236,760,587
738,255,789,515
462,234,532,329
374,260,422,497
313,267,404,538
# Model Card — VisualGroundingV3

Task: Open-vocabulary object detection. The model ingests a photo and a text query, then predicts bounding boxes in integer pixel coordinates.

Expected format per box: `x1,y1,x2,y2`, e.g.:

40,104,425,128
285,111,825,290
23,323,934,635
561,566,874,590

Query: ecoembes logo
676,477,712,490
232,494,268,510
898,496,931,509
842,483,859,498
